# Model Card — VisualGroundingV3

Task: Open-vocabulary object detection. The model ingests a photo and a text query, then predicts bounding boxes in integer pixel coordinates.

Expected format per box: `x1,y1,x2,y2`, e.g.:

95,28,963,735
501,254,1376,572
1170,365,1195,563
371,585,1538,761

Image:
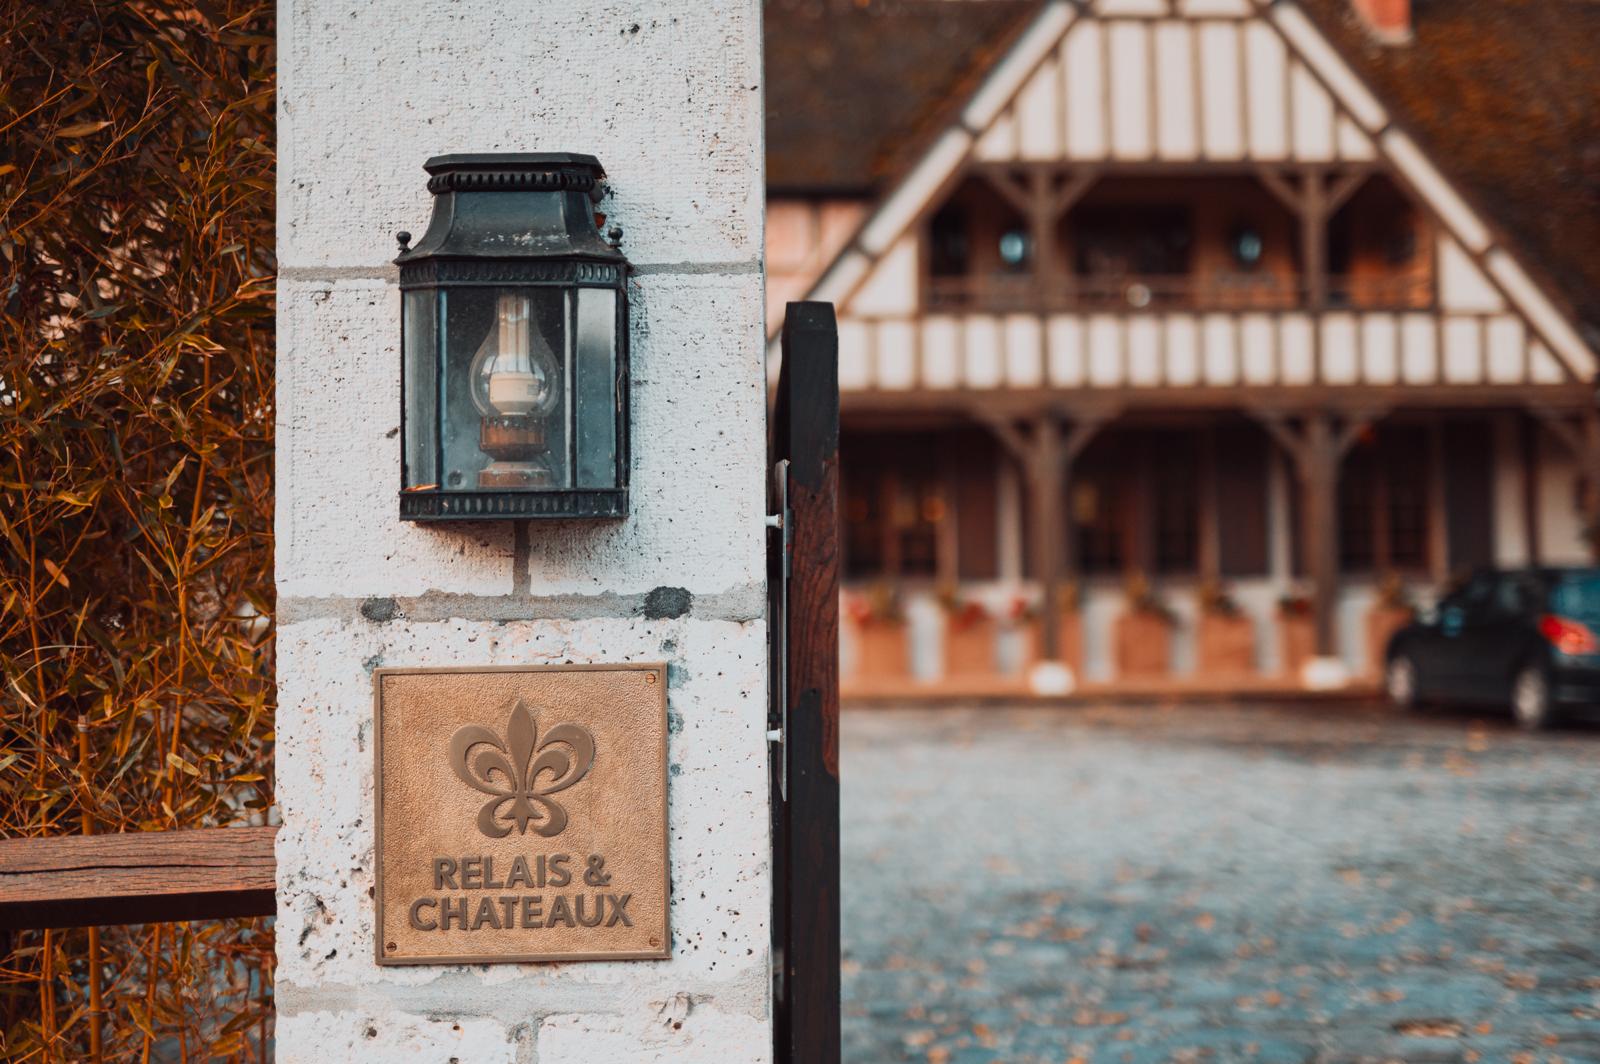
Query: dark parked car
1385,567,1600,729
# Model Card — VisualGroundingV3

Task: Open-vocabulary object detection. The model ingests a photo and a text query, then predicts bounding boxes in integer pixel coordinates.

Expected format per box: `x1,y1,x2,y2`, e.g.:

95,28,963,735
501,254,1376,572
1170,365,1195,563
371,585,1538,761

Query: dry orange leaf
55,120,112,138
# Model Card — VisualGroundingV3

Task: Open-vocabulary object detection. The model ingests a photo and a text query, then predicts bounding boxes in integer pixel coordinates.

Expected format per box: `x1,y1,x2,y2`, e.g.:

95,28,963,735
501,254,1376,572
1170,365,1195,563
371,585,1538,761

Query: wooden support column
878,472,902,579
1302,414,1339,654
1130,438,1156,578
1256,166,1368,311
1584,413,1600,562
979,409,1111,661
1198,427,1221,583
1425,418,1450,583
1031,418,1068,656
978,164,1097,307
1026,168,1060,302
1301,173,1329,309
1257,408,1385,658
1522,413,1542,564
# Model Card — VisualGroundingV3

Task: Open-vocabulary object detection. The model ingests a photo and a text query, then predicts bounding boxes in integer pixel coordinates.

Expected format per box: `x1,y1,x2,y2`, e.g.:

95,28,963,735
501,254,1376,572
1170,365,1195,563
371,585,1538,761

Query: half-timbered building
767,0,1600,691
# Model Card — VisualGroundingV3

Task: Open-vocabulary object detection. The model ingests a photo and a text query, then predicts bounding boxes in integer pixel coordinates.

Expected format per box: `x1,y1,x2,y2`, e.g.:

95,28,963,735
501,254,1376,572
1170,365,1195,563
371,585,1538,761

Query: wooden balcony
835,305,1571,396
925,272,1432,314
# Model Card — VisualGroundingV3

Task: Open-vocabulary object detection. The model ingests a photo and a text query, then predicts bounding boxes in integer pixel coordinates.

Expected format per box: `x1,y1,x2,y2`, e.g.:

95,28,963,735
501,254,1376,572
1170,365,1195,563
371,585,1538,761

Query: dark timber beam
1199,426,1221,583
974,165,1099,305
1255,407,1385,657
840,383,1594,419
0,826,278,930
1254,165,1372,312
978,409,1113,662
1426,418,1449,583
1522,413,1543,564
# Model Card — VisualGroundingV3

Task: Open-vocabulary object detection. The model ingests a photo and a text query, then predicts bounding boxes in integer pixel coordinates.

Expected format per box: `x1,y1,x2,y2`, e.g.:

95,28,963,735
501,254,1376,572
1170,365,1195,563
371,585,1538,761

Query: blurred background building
765,0,1600,695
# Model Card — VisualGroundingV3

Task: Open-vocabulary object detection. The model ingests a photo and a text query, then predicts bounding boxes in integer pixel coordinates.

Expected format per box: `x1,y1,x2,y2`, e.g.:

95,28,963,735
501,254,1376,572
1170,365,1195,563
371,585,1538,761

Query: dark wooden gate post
770,301,841,1064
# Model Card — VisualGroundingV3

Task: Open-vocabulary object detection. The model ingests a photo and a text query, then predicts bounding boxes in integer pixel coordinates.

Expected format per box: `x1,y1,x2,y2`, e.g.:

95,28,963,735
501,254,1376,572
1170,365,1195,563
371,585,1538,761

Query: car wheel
1386,653,1419,709
1511,664,1556,731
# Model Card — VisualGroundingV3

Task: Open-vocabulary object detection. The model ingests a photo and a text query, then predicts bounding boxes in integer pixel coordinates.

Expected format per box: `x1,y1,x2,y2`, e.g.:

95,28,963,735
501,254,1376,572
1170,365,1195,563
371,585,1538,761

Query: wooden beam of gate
0,825,277,930
772,301,841,1064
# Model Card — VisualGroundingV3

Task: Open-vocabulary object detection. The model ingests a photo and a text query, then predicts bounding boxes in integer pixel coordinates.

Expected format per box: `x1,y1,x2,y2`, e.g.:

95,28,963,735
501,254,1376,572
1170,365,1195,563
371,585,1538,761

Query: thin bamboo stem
77,717,103,1064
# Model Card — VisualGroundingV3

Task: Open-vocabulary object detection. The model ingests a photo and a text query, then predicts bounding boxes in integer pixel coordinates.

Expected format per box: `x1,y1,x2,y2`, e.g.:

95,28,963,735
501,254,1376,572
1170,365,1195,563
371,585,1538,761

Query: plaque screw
645,672,657,685
386,942,397,952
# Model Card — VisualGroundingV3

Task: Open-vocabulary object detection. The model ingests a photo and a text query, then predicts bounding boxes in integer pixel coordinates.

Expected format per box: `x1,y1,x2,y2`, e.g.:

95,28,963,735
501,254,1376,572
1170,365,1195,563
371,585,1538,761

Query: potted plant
1277,589,1316,678
1367,572,1415,677
940,586,997,678
1012,581,1084,674
1197,578,1255,677
846,582,908,682
1115,571,1176,679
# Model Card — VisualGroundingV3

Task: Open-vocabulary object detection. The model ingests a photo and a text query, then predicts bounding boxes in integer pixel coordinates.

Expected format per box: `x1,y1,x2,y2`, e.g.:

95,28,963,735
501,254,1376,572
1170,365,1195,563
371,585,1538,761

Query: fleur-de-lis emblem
448,699,596,839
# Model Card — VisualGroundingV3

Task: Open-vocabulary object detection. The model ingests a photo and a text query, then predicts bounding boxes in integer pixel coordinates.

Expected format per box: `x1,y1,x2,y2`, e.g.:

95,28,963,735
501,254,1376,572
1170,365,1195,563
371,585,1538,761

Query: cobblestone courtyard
842,703,1600,1063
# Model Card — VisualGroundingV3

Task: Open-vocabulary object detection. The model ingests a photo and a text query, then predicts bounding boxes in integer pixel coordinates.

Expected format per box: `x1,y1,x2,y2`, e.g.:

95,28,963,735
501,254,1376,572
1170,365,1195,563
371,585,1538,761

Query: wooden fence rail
0,826,278,930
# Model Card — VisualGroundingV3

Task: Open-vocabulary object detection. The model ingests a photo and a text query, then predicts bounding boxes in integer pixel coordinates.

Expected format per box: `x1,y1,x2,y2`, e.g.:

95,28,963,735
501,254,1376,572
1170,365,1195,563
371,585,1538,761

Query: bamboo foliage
0,2,275,1060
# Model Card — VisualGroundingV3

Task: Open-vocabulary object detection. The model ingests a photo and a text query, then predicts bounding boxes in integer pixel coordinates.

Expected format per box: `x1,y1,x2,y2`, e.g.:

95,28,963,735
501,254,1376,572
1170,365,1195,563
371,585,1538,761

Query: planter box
1198,612,1256,677
1115,610,1172,679
944,615,999,678
1366,605,1414,676
1279,612,1316,678
1019,611,1084,677
853,620,909,682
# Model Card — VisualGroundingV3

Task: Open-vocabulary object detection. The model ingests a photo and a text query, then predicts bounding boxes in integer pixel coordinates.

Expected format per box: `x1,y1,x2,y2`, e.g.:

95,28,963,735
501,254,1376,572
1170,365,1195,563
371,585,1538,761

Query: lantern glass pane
440,287,569,491
402,289,438,489
573,287,619,489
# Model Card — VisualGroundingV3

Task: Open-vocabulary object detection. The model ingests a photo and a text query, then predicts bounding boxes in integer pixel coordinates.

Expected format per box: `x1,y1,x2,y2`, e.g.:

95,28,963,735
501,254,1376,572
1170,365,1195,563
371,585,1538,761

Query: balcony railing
927,273,1433,314
834,306,1552,393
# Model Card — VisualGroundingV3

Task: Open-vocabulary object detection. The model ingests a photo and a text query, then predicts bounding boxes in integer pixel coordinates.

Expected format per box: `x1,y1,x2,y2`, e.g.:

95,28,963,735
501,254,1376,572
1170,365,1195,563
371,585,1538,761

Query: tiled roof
1299,0,1600,340
764,0,1041,195
765,0,1600,338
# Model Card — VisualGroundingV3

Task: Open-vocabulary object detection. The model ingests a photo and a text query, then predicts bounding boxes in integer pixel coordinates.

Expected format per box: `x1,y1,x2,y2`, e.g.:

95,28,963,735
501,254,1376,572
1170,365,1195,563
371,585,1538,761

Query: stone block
279,1,763,272
523,272,767,597
276,278,516,599
276,1010,519,1063
275,616,768,992
537,1001,770,1063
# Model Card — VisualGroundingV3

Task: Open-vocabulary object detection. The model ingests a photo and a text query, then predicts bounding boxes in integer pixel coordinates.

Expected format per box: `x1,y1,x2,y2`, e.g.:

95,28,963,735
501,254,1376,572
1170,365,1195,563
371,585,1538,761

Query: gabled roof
766,0,1600,343
764,0,1042,196
1298,0,1600,345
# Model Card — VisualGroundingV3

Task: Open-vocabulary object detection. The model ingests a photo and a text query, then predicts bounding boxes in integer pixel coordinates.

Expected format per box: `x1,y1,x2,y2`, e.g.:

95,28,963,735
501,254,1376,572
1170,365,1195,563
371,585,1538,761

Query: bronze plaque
374,664,669,965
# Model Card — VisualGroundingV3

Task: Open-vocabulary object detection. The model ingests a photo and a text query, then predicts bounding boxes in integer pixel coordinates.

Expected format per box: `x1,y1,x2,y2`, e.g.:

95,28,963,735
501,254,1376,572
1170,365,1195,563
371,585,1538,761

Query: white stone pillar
274,3,770,1060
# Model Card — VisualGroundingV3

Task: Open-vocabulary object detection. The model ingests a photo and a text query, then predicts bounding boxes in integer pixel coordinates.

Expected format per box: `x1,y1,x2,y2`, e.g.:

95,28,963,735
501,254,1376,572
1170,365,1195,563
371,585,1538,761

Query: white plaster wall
275,2,770,1060
1537,432,1591,565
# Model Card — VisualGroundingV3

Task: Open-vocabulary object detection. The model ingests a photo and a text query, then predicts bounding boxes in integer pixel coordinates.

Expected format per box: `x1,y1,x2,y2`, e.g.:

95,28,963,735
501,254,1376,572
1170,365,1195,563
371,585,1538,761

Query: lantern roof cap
420,153,607,196
397,152,623,268
424,152,603,171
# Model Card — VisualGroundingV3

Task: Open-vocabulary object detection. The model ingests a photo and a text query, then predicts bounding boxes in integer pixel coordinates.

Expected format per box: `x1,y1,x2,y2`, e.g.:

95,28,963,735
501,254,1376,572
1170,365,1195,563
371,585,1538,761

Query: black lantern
396,153,629,520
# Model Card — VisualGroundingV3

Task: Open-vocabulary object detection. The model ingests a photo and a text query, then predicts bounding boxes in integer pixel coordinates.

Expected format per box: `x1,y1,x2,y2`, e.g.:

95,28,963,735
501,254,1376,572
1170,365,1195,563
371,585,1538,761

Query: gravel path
841,702,1600,1063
